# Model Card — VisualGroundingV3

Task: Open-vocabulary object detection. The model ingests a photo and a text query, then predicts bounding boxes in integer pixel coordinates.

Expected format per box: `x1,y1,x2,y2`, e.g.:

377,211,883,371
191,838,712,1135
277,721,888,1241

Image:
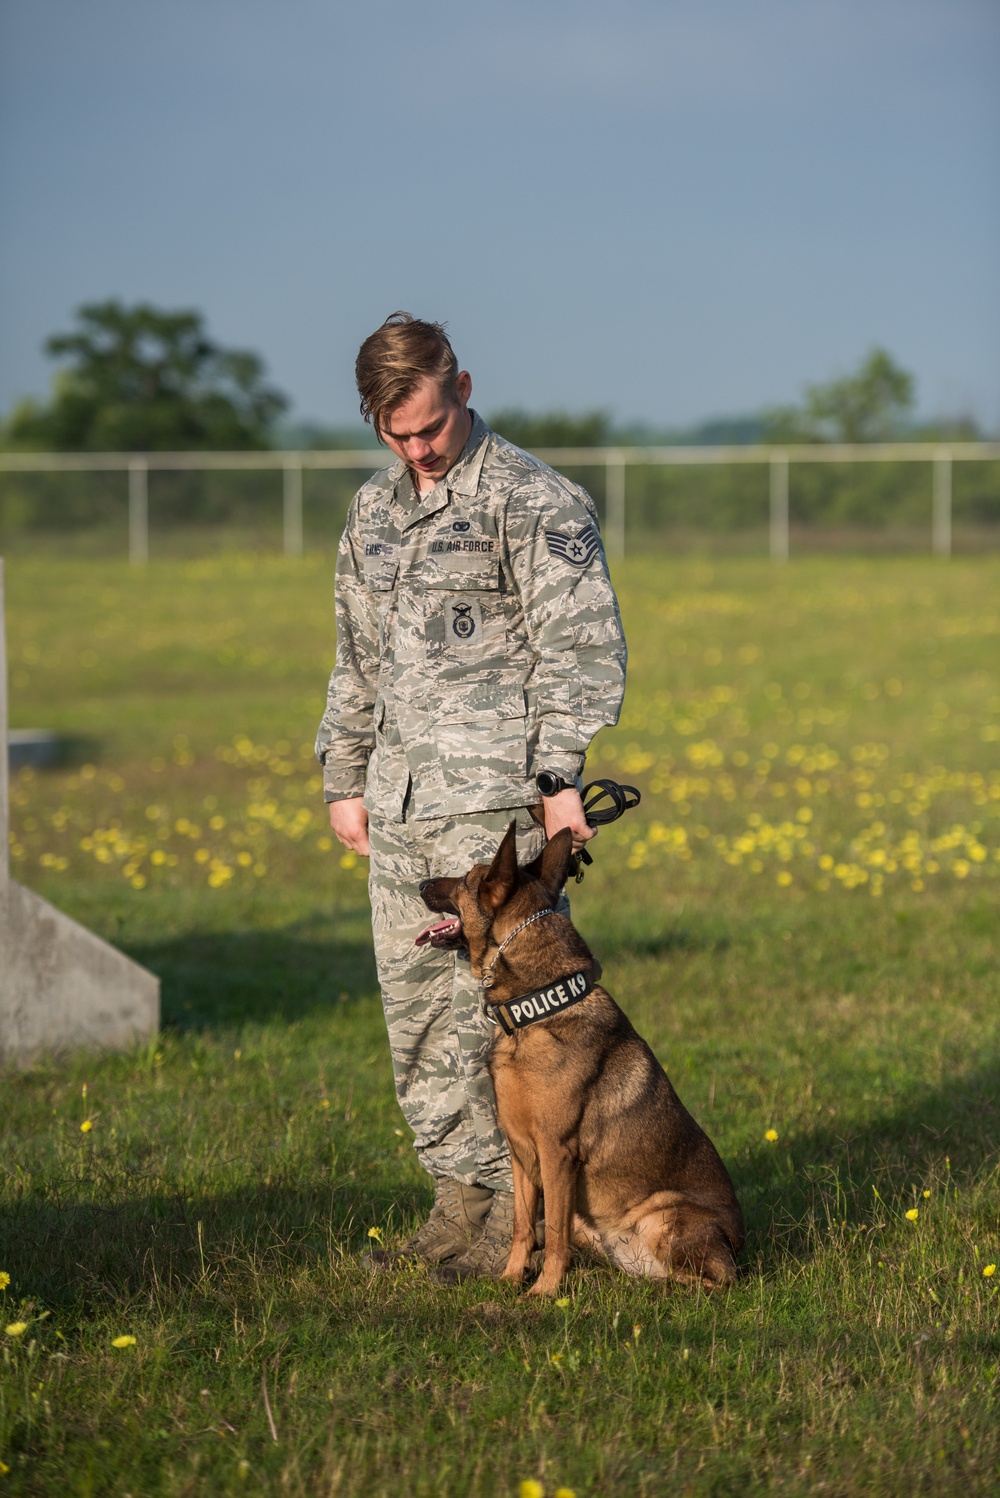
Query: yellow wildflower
5,1322,28,1337
80,1120,93,1133
112,1335,137,1348
984,1264,996,1278
0,1272,9,1289
519,1483,545,1498
905,1208,919,1222
554,1490,577,1498
555,1297,570,1309
0,1460,8,1474
765,1129,779,1143
923,1190,931,1199
367,1226,383,1243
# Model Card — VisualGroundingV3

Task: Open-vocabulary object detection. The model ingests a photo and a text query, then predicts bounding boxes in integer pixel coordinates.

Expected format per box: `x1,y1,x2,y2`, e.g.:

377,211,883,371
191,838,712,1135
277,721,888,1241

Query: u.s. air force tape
490,969,595,1035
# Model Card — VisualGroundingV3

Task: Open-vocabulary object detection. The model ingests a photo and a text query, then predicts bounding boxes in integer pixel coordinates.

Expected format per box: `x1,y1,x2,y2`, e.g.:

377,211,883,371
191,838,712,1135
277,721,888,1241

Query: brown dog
419,823,745,1297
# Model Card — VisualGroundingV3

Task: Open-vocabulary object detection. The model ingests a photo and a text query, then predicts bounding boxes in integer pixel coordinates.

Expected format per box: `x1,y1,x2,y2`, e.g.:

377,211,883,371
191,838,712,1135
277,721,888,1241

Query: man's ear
524,827,575,902
480,822,520,912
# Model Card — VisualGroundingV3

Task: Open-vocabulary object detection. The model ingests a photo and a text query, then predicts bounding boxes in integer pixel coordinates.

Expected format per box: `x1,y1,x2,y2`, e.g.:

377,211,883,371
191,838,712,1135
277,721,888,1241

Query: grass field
2,552,999,1496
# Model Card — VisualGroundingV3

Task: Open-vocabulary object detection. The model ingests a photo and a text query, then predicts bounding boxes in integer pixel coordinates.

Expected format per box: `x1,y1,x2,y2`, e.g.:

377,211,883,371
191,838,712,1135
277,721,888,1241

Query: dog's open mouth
415,916,464,949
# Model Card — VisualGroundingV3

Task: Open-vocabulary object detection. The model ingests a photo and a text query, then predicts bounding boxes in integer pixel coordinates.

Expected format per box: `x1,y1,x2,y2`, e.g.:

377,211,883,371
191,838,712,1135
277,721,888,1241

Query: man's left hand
541,788,595,854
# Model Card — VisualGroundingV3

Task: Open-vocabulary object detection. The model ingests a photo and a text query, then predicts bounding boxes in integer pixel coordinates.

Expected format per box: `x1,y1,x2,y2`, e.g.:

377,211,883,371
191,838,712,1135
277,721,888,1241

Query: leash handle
582,777,641,827
569,777,642,882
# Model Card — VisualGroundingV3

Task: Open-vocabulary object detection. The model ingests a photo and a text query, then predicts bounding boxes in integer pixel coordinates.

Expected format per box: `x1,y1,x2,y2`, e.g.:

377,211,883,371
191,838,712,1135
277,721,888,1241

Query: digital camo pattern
315,412,627,821
367,807,551,1190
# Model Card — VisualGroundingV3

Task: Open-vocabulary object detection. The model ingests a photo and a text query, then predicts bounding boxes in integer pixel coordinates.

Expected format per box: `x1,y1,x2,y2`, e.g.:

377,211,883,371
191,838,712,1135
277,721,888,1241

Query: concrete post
283,455,304,558
605,454,626,560
129,458,149,565
769,451,789,561
1,559,159,1065
932,449,952,558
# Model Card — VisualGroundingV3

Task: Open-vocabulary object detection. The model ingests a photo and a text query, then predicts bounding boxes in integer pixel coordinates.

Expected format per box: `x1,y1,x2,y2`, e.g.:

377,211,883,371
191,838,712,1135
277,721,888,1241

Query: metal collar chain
479,907,555,991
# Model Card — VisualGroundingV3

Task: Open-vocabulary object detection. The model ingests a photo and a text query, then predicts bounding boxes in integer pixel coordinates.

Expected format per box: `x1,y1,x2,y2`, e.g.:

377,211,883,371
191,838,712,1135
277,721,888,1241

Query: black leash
571,777,642,882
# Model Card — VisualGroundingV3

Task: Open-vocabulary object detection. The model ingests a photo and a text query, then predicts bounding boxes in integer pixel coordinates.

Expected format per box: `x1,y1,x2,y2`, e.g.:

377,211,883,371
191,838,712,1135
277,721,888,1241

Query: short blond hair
355,312,460,439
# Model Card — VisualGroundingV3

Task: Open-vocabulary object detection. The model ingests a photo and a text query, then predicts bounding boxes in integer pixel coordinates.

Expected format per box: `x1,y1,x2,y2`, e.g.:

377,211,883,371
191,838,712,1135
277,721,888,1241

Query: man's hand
329,797,370,856
541,787,595,854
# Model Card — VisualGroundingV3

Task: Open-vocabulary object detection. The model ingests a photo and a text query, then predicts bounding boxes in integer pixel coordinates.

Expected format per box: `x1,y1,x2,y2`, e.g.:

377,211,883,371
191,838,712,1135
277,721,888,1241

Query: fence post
605,452,625,560
932,448,952,558
283,454,304,558
769,450,789,561
128,458,148,565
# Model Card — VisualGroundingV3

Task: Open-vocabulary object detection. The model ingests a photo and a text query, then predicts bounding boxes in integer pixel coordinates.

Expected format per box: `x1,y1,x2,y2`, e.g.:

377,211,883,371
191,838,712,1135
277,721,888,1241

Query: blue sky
1,0,997,429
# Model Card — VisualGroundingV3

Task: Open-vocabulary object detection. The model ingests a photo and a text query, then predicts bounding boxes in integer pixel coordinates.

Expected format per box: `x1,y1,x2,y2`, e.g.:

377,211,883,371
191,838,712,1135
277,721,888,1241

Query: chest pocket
420,557,506,669
363,550,398,592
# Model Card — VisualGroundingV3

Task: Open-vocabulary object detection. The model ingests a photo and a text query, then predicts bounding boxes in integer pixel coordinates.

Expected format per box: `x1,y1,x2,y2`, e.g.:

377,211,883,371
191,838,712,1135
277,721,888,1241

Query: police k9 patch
545,524,600,568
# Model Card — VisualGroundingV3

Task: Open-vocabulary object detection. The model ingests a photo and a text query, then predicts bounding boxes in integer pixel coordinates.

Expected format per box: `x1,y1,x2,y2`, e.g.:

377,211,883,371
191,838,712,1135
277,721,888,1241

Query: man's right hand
328,797,370,856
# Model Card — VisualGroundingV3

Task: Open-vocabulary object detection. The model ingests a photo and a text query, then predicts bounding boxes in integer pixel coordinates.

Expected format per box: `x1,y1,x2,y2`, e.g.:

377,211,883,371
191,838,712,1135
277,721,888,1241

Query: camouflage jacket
315,413,627,821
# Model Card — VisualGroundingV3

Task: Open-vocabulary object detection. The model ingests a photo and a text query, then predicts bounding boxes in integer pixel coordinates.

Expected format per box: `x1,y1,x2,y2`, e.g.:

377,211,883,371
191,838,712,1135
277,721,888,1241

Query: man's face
381,371,473,490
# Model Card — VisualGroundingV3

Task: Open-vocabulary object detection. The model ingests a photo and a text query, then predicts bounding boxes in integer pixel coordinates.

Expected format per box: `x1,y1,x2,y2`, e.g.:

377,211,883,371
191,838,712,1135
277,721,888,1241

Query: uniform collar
390,411,491,530
448,411,491,497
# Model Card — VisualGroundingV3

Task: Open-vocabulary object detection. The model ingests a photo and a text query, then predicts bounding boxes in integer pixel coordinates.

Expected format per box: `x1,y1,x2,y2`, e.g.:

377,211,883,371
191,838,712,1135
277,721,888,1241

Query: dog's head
417,823,576,977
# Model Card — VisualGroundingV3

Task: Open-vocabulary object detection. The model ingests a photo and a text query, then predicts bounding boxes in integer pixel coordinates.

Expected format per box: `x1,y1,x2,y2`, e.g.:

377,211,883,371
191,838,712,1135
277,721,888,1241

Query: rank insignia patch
545,524,601,568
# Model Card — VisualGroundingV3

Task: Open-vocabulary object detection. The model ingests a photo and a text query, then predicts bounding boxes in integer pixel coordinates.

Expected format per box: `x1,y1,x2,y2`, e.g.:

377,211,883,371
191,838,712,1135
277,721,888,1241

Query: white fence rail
2,442,999,563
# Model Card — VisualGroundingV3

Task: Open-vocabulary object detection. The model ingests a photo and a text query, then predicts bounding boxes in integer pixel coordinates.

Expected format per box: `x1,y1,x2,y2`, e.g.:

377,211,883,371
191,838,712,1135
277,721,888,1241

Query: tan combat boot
430,1188,519,1283
363,1179,493,1268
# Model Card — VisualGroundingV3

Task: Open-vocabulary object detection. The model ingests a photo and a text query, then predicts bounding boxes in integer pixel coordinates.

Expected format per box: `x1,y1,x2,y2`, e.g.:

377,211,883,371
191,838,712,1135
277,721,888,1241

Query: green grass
2,552,999,1496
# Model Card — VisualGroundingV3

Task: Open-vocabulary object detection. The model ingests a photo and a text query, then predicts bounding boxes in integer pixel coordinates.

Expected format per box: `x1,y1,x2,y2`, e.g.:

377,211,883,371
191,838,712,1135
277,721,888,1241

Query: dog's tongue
415,916,462,948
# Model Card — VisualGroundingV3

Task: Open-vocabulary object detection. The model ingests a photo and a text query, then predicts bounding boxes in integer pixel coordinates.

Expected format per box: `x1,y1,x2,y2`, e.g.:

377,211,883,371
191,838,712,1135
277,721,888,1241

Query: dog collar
488,968,596,1036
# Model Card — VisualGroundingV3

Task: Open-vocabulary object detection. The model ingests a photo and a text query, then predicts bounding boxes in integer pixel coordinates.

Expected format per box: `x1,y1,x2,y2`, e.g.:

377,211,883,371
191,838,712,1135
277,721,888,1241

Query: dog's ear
524,826,575,902
480,821,520,912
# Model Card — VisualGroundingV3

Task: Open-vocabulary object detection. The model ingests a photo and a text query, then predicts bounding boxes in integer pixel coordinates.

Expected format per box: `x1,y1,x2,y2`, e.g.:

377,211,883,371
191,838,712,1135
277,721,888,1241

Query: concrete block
8,729,60,771
1,880,160,1064
1,558,160,1065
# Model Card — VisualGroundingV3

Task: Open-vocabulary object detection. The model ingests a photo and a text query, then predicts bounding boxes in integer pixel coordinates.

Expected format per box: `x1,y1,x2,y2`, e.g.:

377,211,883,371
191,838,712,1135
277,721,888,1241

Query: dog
419,823,745,1297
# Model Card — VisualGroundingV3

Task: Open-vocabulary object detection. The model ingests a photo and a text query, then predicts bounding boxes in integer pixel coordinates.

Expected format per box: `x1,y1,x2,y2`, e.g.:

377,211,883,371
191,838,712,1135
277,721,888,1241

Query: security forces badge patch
451,602,476,639
545,524,601,568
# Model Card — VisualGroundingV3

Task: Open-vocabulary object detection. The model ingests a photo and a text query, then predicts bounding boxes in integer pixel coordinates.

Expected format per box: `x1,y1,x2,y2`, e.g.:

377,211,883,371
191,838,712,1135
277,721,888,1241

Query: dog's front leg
528,1146,576,1297
502,1153,539,1283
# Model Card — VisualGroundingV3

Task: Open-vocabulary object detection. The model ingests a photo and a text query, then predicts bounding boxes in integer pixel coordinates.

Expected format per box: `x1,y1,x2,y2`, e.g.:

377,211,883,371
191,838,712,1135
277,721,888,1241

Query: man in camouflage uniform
316,313,626,1277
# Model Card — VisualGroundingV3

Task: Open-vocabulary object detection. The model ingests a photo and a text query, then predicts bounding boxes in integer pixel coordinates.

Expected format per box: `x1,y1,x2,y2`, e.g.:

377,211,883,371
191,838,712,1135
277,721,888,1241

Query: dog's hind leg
639,1202,740,1288
527,1145,577,1297
502,1154,540,1283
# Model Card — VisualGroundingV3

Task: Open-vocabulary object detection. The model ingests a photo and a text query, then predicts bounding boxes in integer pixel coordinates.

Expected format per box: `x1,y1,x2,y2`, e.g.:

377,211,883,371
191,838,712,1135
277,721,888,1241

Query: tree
765,348,915,444
487,409,613,450
3,300,288,451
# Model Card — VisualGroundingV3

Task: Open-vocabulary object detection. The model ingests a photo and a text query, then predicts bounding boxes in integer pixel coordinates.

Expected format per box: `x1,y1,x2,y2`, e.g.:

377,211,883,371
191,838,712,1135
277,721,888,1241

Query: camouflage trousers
367,805,548,1193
